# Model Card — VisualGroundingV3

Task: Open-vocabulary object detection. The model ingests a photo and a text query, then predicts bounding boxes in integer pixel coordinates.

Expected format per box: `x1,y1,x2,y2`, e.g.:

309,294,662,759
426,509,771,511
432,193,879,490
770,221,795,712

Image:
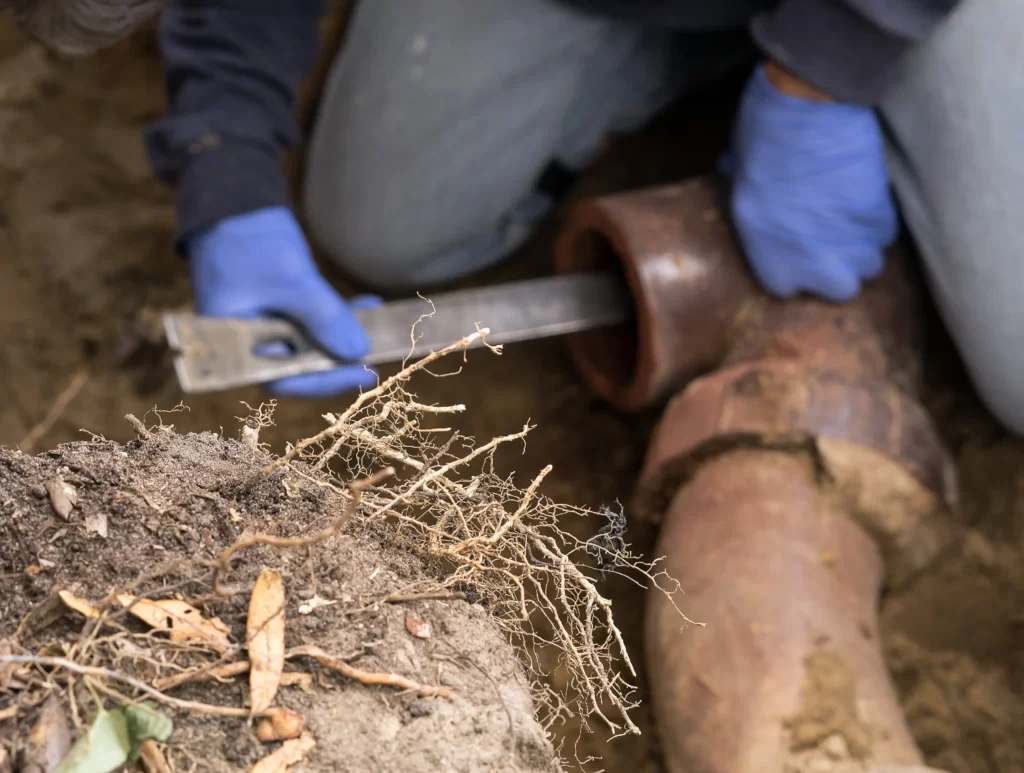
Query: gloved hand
187,206,379,398
725,62,899,302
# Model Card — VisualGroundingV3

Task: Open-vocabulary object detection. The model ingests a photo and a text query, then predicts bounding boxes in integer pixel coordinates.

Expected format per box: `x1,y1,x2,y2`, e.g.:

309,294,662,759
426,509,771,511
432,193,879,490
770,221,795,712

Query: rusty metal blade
163,272,630,394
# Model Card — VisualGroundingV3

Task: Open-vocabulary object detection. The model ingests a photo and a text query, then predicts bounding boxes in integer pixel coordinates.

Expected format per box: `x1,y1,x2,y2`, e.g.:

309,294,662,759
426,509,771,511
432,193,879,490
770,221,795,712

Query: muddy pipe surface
646,449,928,773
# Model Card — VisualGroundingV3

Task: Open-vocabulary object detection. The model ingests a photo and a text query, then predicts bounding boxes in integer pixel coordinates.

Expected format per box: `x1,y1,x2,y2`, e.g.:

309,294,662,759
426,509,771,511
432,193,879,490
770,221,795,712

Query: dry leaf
58,591,101,619
255,708,305,742
249,731,315,773
84,512,108,539
0,706,17,722
0,744,10,773
279,672,313,693
20,594,67,635
405,612,432,639
24,695,71,773
117,595,232,653
247,569,286,714
139,740,172,773
46,479,77,521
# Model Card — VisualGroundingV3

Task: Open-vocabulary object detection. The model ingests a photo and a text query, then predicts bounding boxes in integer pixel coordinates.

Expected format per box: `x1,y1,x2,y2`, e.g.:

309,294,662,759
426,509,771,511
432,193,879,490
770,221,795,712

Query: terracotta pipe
554,176,755,412
554,175,962,772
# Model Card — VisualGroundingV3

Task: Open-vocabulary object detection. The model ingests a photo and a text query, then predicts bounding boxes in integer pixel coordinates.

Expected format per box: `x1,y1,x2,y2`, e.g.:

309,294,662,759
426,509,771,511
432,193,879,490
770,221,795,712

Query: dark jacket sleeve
143,0,327,250
750,0,962,104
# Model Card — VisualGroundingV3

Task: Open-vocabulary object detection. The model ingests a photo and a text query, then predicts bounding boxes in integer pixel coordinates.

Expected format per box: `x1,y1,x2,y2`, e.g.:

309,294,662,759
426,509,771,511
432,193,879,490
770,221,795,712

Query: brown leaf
255,708,305,743
45,479,77,521
247,570,286,715
57,591,101,619
117,595,232,653
139,739,173,773
0,744,10,773
84,512,108,539
20,594,66,635
249,731,315,773
279,672,313,693
0,706,17,722
404,611,432,639
23,695,70,773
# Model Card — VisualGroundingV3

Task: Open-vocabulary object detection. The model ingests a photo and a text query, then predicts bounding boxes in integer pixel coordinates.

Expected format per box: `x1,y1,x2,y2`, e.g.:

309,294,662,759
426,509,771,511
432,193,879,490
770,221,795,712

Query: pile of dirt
0,426,560,771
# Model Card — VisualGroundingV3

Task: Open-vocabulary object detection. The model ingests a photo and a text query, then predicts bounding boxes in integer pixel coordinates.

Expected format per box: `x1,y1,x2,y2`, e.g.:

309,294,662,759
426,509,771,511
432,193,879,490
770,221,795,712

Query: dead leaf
138,740,172,773
255,708,305,742
0,706,17,722
247,570,286,714
249,731,315,773
46,479,77,521
84,512,108,539
23,694,71,773
58,591,101,619
405,612,432,640
279,672,313,693
117,596,232,653
0,744,10,773
296,596,336,615
20,594,67,635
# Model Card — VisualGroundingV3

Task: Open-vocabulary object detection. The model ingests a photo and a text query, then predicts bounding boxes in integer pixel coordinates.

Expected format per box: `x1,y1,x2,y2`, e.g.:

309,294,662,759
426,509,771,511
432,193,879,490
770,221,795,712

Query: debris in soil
117,596,232,653
45,478,76,521
247,569,286,715
24,695,69,773
0,335,682,771
250,731,315,773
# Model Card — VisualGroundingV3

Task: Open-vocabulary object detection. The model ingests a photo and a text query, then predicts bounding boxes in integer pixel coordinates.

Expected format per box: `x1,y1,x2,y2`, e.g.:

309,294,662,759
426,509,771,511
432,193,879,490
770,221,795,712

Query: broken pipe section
554,176,961,772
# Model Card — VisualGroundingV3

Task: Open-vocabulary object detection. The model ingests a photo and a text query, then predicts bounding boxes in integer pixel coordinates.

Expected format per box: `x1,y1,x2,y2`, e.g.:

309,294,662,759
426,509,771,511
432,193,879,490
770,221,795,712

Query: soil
0,429,560,772
1,9,1023,773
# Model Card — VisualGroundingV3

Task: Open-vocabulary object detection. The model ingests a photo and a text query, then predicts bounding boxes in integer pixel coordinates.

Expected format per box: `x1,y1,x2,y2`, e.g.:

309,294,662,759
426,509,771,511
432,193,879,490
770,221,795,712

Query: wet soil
0,13,1022,773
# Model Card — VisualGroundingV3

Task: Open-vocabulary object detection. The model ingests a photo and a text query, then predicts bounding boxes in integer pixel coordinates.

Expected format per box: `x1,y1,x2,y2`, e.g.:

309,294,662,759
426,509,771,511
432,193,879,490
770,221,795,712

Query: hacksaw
163,271,632,394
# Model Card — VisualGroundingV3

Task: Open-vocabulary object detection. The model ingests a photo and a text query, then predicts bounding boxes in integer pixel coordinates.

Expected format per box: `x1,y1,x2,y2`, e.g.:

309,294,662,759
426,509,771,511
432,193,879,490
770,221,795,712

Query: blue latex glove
187,206,379,398
725,63,899,302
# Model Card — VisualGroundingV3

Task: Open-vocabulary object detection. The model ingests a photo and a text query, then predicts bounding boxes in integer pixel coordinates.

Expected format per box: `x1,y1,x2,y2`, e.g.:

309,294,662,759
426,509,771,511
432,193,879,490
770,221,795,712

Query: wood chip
247,569,286,715
404,612,432,640
117,595,232,653
249,731,315,773
84,511,108,538
46,478,77,521
58,591,101,619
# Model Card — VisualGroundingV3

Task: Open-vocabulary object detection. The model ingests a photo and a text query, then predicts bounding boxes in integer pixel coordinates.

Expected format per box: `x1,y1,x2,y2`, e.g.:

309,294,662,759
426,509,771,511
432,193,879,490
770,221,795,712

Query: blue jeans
303,0,1024,433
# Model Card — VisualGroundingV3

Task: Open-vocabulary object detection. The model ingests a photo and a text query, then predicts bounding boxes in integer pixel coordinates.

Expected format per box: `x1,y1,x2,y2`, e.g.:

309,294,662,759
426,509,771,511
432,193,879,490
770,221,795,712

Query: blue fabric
187,206,378,398
726,63,899,302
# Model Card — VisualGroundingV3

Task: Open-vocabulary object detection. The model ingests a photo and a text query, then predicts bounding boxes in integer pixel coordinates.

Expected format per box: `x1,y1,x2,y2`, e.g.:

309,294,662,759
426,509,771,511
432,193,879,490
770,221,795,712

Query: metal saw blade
163,271,631,394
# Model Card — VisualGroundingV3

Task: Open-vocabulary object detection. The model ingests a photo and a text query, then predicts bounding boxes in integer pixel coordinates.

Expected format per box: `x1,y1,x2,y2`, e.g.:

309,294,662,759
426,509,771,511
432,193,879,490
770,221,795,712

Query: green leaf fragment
52,710,130,773
52,703,173,773
124,702,173,761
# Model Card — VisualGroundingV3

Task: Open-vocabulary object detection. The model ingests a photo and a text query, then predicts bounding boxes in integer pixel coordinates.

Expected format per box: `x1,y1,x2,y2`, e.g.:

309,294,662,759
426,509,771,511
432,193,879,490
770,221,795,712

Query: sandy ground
0,15,1022,773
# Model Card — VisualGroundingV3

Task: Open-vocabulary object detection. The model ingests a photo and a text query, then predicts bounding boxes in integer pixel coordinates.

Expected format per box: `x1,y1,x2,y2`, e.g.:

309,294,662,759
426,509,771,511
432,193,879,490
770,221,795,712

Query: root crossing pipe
555,175,961,773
